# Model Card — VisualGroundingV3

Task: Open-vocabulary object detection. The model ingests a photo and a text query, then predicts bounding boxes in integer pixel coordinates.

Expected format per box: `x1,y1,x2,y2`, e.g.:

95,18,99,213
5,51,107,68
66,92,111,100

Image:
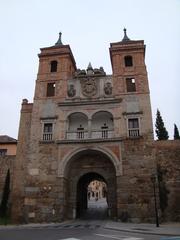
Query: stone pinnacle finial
87,62,93,70
55,32,63,46
87,62,94,75
122,28,130,42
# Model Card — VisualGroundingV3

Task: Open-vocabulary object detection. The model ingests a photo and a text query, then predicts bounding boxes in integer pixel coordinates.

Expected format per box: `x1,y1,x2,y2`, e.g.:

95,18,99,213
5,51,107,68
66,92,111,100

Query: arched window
67,112,88,139
92,111,114,130
124,56,133,67
92,111,114,139
50,60,58,72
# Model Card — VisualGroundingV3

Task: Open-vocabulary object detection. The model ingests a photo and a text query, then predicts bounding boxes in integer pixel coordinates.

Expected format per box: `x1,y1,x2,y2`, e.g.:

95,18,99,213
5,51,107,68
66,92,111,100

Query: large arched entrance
64,149,117,220
76,172,108,219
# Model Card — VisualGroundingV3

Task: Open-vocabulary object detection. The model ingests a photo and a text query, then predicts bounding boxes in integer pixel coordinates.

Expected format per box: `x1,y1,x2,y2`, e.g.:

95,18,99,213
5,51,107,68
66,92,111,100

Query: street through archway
76,172,108,219
65,149,117,220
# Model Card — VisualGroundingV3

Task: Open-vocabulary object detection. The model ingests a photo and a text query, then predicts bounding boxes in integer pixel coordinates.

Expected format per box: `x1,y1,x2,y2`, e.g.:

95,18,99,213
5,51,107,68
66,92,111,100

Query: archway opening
87,179,108,217
64,149,117,220
76,172,108,220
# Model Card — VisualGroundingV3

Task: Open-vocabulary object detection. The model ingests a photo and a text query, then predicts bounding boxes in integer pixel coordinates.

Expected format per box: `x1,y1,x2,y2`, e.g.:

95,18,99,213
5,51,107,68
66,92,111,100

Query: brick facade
8,31,180,223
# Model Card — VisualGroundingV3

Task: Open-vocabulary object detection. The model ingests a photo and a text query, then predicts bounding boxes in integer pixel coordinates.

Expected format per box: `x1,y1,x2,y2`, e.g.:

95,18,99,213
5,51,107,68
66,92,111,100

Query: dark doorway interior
76,172,108,220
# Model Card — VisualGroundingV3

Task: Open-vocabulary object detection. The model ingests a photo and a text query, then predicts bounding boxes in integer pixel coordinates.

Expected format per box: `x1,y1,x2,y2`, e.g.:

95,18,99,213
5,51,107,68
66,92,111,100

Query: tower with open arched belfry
11,29,159,223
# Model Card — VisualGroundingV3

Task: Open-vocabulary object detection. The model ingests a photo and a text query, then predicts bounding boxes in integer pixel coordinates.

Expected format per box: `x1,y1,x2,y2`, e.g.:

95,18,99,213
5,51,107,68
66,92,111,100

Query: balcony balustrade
66,131,88,140
43,133,53,141
128,128,140,137
66,129,114,140
42,129,140,142
91,130,114,139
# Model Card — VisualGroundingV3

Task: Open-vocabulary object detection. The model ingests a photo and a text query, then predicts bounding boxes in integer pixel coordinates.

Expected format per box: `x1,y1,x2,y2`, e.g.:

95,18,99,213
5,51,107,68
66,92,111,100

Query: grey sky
0,0,180,139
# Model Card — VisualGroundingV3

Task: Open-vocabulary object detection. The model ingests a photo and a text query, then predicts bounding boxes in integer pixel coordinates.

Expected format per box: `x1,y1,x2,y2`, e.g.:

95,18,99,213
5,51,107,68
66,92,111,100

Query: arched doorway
65,149,117,220
76,172,108,219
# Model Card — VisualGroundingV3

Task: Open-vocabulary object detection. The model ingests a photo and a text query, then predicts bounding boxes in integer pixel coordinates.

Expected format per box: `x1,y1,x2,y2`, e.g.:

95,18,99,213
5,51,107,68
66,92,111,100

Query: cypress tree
155,109,169,140
0,169,10,217
174,124,180,140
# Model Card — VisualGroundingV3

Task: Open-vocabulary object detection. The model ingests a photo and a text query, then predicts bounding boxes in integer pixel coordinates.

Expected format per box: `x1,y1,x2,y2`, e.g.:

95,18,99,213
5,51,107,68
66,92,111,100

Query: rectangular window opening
50,61,58,72
0,149,7,156
47,82,56,97
126,78,136,92
125,56,133,67
128,118,140,137
43,123,53,141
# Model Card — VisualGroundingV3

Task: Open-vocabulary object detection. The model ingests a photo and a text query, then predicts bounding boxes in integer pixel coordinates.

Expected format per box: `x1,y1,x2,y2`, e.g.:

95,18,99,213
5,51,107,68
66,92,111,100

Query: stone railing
91,130,114,139
66,130,114,140
43,133,53,141
66,131,89,140
128,129,140,138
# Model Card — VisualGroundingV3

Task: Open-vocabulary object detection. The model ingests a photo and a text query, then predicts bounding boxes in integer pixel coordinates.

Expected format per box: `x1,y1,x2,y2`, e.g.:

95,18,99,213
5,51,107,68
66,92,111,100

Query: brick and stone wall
11,100,33,223
8,33,180,224
117,139,155,222
154,140,180,222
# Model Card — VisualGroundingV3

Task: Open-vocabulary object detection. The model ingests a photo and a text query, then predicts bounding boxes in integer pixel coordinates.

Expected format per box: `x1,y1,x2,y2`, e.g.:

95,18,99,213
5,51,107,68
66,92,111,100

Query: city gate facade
11,30,157,223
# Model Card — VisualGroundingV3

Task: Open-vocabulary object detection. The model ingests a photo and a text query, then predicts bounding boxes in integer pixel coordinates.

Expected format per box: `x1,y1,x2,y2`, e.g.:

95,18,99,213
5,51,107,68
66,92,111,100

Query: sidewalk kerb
104,226,180,237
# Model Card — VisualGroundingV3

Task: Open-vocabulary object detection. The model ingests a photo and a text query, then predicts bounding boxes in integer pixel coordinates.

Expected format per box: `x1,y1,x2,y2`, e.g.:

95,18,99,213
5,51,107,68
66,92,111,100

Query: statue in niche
67,84,76,97
104,82,112,95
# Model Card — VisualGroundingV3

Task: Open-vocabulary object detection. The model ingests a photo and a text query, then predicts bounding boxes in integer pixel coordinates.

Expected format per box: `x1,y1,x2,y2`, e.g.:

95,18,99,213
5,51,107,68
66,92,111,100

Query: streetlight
151,173,159,227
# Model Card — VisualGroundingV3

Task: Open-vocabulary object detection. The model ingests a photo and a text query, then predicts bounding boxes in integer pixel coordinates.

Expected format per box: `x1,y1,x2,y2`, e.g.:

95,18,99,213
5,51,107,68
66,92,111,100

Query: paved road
0,221,172,240
83,198,108,220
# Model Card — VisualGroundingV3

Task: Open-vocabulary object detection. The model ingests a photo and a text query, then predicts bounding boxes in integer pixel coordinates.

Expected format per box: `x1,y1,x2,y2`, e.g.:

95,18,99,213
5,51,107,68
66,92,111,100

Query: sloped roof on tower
109,29,146,66
110,29,145,47
39,32,77,70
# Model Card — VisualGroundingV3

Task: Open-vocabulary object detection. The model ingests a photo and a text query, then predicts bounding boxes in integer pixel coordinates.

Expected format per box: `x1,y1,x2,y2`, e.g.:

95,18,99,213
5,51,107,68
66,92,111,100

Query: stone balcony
66,129,114,140
41,129,141,144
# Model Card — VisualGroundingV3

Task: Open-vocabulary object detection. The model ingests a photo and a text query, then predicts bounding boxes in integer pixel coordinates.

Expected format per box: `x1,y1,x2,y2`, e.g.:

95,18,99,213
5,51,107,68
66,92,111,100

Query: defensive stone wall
117,138,155,223
154,140,180,222
1,139,180,223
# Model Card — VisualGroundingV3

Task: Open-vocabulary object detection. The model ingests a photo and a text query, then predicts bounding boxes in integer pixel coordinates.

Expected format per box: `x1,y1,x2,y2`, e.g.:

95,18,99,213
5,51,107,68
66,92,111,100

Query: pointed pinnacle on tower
55,32,63,46
87,62,93,70
122,28,130,42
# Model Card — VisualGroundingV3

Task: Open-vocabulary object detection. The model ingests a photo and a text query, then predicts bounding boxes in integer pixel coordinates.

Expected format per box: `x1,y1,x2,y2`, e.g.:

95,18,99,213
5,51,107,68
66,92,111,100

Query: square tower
110,28,153,139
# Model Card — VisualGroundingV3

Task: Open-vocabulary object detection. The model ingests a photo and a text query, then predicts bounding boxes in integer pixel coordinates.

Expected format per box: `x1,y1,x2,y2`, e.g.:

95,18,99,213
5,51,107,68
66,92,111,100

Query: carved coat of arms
81,78,97,97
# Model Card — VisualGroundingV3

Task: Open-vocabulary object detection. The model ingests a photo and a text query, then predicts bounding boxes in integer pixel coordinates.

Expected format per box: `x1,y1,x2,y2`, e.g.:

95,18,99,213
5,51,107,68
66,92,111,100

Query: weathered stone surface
154,140,180,222
25,187,40,193
7,34,180,224
28,168,39,176
24,198,36,205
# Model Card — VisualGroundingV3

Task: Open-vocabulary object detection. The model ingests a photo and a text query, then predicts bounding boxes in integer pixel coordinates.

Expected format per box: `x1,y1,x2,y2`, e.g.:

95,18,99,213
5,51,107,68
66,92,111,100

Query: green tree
155,109,169,140
0,169,10,217
174,124,180,140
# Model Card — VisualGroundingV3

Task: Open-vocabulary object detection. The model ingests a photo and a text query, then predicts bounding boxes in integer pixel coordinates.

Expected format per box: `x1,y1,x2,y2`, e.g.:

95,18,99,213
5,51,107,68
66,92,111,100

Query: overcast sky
0,0,180,139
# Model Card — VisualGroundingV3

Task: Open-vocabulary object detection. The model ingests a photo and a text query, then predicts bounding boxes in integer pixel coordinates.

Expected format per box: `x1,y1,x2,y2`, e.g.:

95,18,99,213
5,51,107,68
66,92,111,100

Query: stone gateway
10,30,180,223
